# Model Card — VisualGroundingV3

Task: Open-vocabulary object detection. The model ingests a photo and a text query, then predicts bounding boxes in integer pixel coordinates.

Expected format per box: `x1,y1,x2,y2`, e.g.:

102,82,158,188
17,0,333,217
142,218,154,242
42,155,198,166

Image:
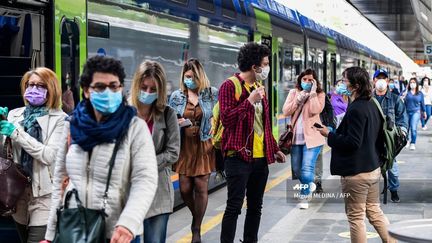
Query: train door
278,44,303,132
54,0,87,112
0,2,47,110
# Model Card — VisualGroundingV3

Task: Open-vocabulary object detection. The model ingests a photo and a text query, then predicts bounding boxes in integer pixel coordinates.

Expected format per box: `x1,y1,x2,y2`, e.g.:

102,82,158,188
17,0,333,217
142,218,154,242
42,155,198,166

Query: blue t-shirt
405,91,425,113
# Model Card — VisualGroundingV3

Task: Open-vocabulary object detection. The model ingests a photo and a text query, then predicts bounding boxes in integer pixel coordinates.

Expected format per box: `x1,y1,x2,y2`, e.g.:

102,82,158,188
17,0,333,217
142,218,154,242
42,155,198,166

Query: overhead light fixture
421,12,428,21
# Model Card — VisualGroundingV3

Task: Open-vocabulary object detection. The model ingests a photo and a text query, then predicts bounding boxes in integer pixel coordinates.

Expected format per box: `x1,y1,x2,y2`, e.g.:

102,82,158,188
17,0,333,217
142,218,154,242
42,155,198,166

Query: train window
197,0,215,13
221,0,236,19
88,19,109,39
170,0,188,5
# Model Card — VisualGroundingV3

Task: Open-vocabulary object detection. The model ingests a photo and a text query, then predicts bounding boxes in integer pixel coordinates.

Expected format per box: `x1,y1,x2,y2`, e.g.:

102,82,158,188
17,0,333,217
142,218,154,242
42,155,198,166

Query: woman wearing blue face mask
44,56,158,243
388,79,400,96
129,60,180,243
169,58,218,242
0,67,66,243
330,79,350,127
282,68,326,209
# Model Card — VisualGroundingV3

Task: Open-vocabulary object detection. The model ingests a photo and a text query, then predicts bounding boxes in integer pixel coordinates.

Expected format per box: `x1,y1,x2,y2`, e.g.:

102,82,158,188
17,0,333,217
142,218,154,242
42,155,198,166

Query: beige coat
45,116,158,240
0,107,67,226
282,89,326,148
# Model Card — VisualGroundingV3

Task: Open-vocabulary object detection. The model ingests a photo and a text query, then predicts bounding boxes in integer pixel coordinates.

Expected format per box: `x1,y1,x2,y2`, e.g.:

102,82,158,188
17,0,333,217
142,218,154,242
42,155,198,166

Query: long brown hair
296,68,323,93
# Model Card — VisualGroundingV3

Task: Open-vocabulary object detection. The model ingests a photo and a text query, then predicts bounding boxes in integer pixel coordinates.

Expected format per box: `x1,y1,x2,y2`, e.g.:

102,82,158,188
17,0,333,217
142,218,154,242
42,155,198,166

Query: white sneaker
298,199,309,209
422,126,428,131
410,144,416,150
309,182,316,194
405,142,410,149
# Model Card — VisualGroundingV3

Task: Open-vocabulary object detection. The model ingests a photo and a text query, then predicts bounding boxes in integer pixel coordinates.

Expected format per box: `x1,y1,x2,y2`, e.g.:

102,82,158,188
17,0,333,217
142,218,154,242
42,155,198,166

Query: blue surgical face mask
301,81,312,91
337,83,352,96
139,90,158,105
184,78,197,90
90,89,123,115
335,84,346,95
389,83,395,89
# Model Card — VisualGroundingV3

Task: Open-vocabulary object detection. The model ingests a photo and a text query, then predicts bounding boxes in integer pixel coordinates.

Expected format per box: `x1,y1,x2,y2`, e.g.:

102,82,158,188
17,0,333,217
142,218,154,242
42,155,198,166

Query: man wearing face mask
219,42,285,243
373,69,408,203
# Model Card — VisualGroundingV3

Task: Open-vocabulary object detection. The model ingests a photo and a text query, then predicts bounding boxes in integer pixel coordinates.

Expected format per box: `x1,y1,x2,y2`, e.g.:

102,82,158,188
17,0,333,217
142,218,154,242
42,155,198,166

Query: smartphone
179,119,193,128
313,123,323,128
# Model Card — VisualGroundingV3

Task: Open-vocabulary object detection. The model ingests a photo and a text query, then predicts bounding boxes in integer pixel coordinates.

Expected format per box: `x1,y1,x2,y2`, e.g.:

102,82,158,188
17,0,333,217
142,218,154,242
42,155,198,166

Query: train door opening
60,18,80,113
0,6,46,110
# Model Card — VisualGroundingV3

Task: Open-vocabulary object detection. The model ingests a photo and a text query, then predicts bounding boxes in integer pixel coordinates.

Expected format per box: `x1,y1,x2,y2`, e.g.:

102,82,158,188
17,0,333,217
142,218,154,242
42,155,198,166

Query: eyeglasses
26,83,47,90
90,82,122,92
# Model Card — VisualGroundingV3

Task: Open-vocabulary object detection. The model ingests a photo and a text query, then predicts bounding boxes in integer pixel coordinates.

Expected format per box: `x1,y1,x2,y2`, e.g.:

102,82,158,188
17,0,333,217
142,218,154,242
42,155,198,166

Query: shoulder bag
278,102,305,155
0,136,31,216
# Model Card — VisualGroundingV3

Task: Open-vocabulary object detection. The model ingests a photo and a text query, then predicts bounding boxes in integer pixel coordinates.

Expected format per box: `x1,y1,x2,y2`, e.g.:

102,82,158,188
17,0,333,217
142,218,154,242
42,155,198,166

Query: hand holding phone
179,119,193,128
313,123,323,128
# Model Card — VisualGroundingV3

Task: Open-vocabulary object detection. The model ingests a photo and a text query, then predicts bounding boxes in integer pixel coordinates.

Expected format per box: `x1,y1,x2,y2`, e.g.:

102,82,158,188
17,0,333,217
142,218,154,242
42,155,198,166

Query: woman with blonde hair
0,67,67,243
129,60,180,243
169,58,218,243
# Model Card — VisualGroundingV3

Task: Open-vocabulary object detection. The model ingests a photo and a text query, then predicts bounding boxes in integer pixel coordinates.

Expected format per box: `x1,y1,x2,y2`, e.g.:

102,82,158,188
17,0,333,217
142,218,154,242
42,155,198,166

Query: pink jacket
282,89,326,149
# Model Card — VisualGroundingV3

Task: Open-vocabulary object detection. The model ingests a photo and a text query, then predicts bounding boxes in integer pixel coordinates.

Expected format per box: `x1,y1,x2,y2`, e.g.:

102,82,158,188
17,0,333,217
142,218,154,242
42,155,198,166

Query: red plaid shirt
219,73,279,164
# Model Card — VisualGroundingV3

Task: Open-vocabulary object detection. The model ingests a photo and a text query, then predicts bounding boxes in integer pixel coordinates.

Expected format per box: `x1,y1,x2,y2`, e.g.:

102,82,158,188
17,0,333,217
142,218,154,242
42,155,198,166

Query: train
0,0,401,241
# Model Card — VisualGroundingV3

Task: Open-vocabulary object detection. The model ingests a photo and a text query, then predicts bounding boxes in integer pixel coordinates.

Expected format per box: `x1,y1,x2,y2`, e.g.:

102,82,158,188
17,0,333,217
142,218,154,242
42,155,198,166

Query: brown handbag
278,104,304,155
0,137,31,216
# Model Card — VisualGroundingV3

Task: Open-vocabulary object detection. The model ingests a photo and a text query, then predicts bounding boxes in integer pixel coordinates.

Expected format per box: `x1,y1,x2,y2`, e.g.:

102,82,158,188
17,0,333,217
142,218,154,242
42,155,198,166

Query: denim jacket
374,90,408,133
169,87,218,141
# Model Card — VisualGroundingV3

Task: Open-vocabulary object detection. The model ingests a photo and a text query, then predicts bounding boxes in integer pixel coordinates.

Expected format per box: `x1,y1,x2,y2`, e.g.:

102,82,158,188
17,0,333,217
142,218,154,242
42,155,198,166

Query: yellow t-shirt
245,83,265,158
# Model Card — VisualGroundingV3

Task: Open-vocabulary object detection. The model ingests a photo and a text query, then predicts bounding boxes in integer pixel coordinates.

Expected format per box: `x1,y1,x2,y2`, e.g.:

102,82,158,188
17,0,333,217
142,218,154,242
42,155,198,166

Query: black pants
15,222,46,243
220,157,269,243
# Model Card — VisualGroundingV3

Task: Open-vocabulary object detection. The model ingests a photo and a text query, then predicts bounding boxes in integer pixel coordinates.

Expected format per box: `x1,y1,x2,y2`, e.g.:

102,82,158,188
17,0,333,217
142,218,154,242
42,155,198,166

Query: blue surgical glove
0,107,8,118
0,120,16,137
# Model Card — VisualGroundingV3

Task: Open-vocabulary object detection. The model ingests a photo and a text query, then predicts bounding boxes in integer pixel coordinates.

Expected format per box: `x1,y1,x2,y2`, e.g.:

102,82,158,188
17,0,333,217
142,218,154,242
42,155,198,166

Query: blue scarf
20,105,49,178
70,100,136,151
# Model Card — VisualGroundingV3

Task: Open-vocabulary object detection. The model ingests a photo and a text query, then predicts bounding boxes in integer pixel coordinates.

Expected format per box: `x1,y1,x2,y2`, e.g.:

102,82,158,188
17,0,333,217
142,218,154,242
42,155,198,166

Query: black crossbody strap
102,131,127,210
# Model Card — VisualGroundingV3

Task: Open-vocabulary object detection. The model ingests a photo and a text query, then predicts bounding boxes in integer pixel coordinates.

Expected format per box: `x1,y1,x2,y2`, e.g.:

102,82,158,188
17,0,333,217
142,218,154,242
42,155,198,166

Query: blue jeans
132,213,170,243
408,111,420,143
421,105,432,127
388,159,399,191
291,145,322,196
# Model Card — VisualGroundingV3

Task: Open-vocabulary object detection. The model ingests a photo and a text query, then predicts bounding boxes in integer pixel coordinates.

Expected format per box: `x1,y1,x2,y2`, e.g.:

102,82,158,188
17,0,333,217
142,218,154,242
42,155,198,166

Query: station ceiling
348,0,432,65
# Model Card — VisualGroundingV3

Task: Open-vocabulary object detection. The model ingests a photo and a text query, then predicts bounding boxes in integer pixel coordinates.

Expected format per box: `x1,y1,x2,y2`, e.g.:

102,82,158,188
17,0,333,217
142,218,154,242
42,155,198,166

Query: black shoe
390,190,400,203
315,181,324,194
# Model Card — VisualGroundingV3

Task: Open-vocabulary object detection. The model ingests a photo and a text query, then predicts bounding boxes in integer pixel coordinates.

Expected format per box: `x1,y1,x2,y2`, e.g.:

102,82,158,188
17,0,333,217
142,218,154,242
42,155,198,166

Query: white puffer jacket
45,116,158,240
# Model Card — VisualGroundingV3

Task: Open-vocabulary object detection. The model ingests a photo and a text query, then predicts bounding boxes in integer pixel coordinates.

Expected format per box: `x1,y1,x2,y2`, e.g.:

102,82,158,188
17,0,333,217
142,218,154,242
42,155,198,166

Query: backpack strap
372,97,390,204
227,76,242,101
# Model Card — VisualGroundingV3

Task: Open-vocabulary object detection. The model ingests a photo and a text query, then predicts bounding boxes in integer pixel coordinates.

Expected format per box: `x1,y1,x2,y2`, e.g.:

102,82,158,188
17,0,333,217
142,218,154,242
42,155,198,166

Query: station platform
167,128,432,243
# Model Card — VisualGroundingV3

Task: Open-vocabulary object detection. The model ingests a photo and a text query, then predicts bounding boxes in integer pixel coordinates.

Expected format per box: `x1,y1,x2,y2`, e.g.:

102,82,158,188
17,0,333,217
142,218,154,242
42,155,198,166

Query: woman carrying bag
43,56,158,243
129,60,180,243
282,68,325,210
0,67,66,243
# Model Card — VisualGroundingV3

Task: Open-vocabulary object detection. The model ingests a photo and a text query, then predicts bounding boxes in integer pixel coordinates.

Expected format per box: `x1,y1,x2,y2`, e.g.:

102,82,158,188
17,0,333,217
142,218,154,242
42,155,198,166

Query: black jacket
328,97,383,176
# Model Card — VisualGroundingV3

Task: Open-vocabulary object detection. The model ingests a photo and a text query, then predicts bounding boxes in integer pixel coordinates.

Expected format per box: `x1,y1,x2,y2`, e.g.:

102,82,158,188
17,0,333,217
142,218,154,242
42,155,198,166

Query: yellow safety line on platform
176,170,292,243
176,146,330,243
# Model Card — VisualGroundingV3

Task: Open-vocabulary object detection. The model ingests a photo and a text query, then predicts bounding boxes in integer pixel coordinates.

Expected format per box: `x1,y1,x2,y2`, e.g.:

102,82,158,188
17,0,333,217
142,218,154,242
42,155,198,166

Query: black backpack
320,94,337,130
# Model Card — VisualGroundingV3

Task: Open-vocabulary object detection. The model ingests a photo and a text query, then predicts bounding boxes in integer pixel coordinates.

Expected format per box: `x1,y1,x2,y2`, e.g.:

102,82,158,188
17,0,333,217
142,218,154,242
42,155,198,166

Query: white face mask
410,83,417,89
255,65,270,81
375,79,388,92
